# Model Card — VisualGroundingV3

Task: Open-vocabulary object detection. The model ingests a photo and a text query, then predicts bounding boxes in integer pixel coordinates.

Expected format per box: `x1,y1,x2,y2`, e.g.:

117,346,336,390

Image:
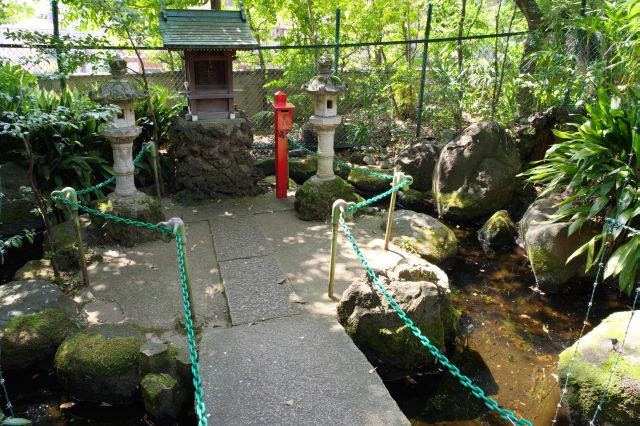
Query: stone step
199,314,409,426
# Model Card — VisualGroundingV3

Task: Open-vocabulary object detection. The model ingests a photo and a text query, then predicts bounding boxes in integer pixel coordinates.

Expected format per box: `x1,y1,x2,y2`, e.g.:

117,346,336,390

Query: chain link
335,179,532,426
76,144,148,196
287,136,394,180
176,233,208,425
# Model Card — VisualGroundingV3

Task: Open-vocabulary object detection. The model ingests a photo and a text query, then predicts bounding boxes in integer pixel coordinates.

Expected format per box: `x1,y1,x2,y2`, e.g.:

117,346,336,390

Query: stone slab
88,220,228,328
210,212,272,261
199,314,409,426
218,255,301,325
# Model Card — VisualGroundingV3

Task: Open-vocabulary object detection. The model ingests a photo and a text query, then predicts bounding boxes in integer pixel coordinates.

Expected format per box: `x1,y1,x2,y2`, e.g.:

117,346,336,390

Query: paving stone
82,300,125,324
218,255,301,325
199,314,409,426
210,212,272,261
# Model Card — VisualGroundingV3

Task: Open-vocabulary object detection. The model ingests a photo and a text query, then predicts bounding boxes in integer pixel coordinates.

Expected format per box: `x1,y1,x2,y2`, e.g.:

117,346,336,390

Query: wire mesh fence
0,22,600,148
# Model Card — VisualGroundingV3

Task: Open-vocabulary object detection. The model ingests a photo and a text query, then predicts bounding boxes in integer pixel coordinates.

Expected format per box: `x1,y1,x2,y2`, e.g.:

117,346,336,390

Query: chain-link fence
0,1,609,149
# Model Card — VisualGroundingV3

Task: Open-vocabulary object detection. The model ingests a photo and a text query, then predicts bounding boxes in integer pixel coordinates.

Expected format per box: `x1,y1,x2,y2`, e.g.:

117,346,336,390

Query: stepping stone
210,213,272,261
218,255,300,325
199,314,409,426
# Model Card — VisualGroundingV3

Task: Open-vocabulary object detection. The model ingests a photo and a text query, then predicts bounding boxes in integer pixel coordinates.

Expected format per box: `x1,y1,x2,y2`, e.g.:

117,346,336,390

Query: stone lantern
294,54,359,221
303,53,345,181
93,57,164,245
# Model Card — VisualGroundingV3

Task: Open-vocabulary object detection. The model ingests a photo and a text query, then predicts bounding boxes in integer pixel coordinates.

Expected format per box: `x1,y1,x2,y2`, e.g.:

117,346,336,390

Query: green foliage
0,75,118,202
523,86,640,294
135,84,185,148
4,30,112,81
0,229,35,264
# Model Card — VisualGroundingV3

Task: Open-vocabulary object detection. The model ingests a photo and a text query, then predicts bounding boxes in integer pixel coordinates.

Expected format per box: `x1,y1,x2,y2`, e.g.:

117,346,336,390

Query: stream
381,225,628,426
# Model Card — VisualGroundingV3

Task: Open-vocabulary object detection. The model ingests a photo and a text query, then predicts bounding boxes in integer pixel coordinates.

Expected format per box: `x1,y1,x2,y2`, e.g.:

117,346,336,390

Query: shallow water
381,225,628,426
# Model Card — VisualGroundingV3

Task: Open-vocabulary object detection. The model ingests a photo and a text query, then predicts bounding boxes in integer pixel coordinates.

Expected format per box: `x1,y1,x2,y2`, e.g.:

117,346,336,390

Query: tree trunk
245,8,269,111
211,0,221,10
455,0,467,128
23,135,61,280
306,0,318,62
515,0,545,114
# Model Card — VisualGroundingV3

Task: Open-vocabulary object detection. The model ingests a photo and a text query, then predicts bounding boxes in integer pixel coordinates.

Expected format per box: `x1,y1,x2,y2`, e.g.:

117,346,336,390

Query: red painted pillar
273,91,295,199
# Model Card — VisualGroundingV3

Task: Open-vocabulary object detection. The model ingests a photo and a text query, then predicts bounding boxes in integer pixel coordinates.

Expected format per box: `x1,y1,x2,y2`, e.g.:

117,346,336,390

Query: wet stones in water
419,343,498,422
477,210,517,254
168,117,262,201
520,194,595,293
433,121,520,221
557,310,640,426
337,257,458,370
394,140,440,193
383,210,458,265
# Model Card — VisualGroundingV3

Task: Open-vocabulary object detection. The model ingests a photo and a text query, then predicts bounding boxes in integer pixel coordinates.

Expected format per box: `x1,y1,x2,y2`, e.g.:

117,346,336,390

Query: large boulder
55,324,146,404
384,210,458,265
520,195,595,293
433,121,520,220
477,210,517,253
289,157,318,184
395,140,440,192
0,280,77,328
1,308,77,371
337,257,458,369
558,310,640,425
168,117,262,201
294,176,362,221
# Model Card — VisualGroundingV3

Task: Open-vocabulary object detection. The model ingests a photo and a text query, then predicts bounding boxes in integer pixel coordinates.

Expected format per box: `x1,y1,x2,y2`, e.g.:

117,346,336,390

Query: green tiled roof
159,9,258,50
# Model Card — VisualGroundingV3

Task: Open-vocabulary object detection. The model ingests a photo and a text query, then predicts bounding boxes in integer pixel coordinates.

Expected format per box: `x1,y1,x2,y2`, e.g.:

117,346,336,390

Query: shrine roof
159,9,258,50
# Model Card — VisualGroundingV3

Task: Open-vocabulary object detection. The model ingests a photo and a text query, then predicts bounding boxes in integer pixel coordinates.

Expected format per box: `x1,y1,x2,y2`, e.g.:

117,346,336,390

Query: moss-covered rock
557,310,640,425
263,175,298,189
398,189,425,211
521,195,596,293
55,324,145,403
1,308,77,371
347,166,392,193
13,259,55,281
337,257,458,369
433,121,520,220
0,162,35,224
384,210,458,265
141,373,186,422
294,176,362,221
256,158,275,176
289,157,318,184
477,210,516,253
93,192,165,247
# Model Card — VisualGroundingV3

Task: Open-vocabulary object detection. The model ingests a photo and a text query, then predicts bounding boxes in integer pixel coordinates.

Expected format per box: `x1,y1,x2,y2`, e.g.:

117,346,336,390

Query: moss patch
1,308,76,370
141,373,178,400
294,176,362,221
527,246,563,273
347,166,391,193
289,157,318,184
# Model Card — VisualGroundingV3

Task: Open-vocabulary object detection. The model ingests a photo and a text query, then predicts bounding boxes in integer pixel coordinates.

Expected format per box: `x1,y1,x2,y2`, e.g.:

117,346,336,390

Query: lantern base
294,175,362,221
92,191,165,247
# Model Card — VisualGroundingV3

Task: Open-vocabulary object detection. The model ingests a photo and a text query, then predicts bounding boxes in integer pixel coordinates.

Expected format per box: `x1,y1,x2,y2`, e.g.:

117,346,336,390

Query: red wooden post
273,91,295,198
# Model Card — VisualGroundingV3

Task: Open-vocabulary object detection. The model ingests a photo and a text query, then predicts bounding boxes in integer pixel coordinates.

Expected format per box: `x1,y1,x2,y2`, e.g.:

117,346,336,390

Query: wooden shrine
159,5,258,119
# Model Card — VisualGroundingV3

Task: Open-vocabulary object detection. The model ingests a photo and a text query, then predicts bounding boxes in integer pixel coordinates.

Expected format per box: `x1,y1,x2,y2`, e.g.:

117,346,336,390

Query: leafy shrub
0,67,118,201
523,86,640,294
134,84,185,149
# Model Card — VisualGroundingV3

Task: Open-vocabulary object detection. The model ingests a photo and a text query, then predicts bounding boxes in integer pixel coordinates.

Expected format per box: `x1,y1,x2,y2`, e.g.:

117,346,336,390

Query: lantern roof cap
93,56,146,104
303,53,345,95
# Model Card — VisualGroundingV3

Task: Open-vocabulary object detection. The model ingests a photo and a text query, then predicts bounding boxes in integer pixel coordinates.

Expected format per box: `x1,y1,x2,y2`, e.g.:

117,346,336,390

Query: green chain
51,194,209,425
175,233,208,425
287,137,394,180
337,179,532,426
77,144,148,196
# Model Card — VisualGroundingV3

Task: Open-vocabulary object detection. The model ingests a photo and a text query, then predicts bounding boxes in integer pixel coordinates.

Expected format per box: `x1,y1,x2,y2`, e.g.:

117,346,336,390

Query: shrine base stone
169,117,262,201
93,192,165,247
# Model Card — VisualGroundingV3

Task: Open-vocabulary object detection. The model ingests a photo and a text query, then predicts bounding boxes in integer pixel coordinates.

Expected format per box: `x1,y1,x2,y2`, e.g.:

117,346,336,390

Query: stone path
84,191,408,425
